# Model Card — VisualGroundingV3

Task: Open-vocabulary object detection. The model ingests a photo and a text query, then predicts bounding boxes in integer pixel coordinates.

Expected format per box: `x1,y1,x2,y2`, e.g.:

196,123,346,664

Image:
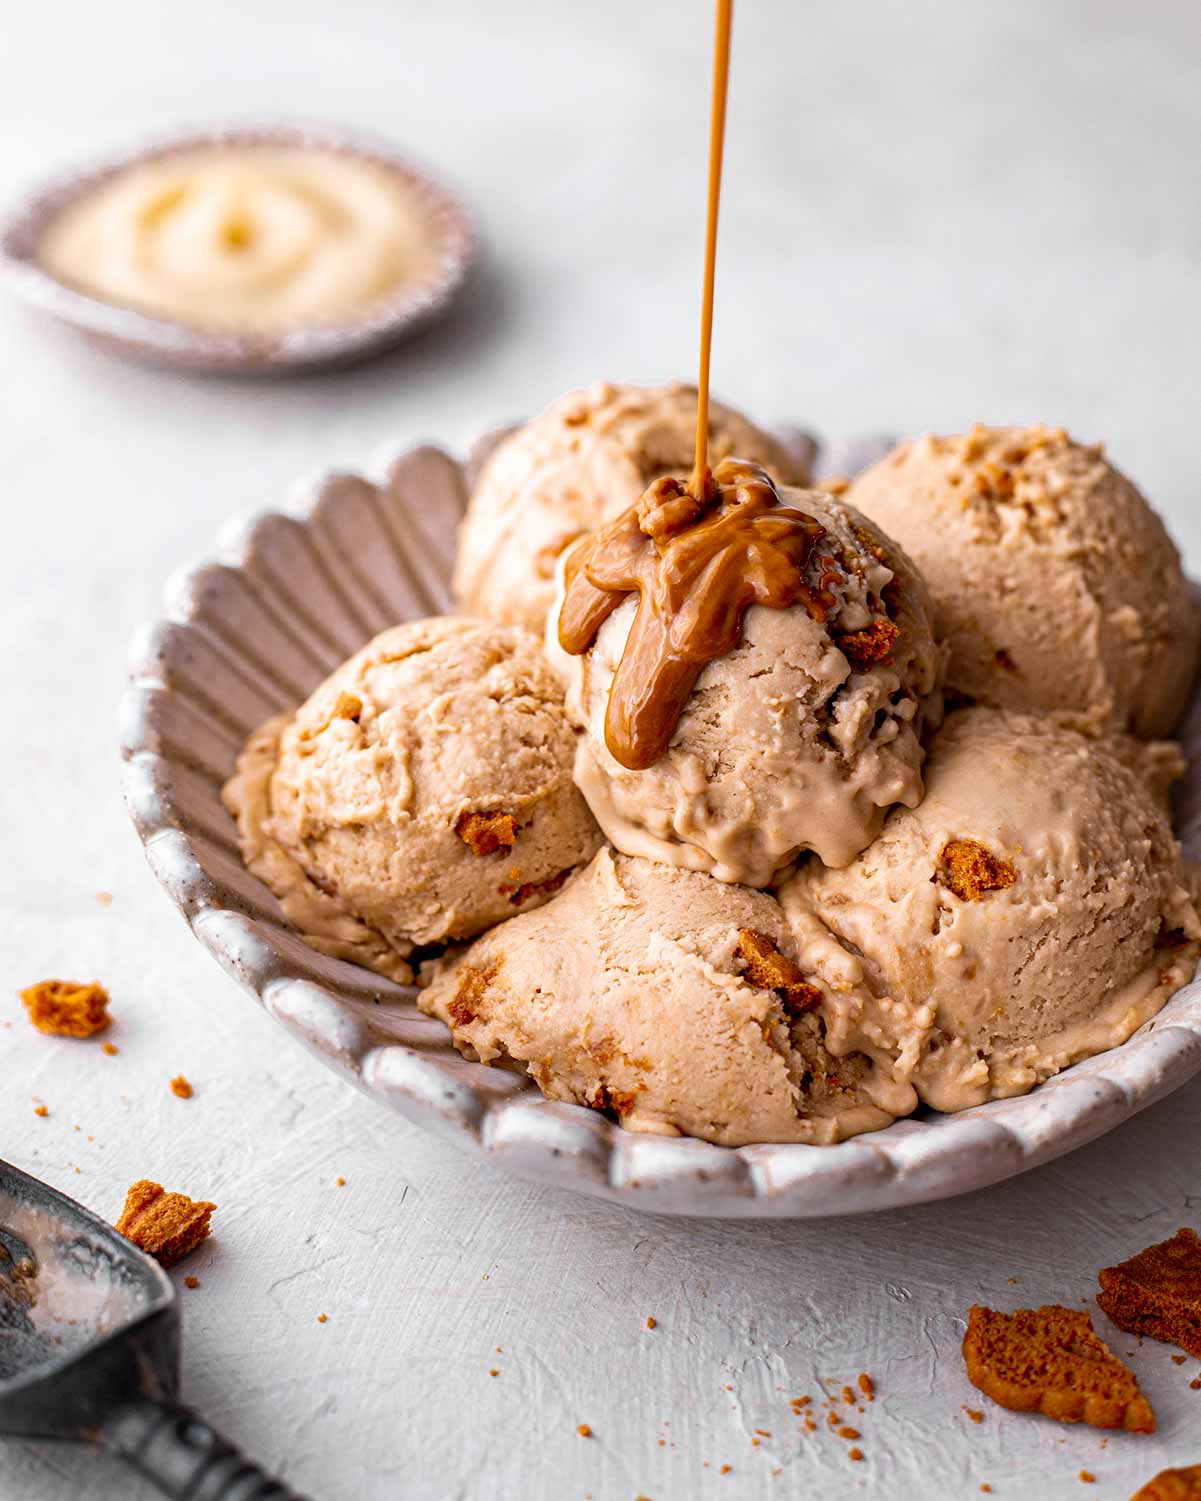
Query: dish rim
0,120,477,373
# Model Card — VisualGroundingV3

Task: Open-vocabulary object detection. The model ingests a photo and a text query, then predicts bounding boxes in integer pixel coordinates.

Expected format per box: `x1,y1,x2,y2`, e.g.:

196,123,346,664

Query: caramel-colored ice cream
847,425,1200,737
548,473,945,884
453,381,808,636
222,618,602,984
420,848,900,1147
780,707,1201,1113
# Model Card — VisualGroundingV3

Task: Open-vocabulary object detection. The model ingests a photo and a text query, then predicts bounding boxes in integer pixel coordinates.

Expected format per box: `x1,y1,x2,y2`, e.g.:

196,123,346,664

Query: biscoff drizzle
558,459,836,769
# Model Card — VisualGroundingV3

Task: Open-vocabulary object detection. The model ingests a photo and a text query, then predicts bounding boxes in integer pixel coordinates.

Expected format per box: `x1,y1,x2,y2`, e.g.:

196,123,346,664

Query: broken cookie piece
455,809,519,857
938,839,1016,902
836,617,899,669
963,1304,1155,1433
20,980,111,1038
736,929,822,1015
1130,1465,1201,1501
114,1180,215,1268
1098,1228,1201,1358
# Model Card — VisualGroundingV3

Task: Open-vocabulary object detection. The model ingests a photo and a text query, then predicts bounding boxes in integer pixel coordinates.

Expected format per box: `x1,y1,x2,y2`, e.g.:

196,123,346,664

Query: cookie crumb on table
576,1424,592,1438
33,1104,48,1118
20,979,111,1037
169,1074,193,1099
1129,1464,1201,1500
184,1276,199,1289
1078,1472,1095,1484
1098,1228,1201,1358
102,1041,118,1056
963,1304,1155,1432
114,1180,215,1268
645,1315,656,1329
317,1313,328,1324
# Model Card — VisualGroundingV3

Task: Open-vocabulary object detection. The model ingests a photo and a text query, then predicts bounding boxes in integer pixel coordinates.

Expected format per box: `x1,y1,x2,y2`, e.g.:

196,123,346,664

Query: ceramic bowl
0,123,475,374
118,437,1201,1217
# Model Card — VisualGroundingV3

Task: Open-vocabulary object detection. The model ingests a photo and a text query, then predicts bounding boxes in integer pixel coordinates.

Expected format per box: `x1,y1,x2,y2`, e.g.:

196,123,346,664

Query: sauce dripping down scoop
557,459,841,770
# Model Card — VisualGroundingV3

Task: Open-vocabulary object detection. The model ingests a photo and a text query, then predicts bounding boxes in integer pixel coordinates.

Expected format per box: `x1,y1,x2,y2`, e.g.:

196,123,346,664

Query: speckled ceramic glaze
118,436,1201,1217
0,124,475,374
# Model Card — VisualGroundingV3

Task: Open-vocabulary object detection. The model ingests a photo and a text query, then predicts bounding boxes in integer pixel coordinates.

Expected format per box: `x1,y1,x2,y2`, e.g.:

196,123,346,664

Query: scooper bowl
0,1158,303,1500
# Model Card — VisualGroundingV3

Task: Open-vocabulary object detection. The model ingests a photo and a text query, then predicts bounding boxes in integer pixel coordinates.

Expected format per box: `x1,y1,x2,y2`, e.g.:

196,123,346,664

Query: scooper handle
102,1396,310,1501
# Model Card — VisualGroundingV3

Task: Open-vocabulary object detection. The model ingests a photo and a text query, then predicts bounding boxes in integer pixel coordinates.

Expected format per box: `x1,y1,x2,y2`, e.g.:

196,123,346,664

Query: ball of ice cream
846,425,1200,737
420,848,902,1146
780,706,1201,1113
454,380,809,636
222,617,602,983
548,464,945,885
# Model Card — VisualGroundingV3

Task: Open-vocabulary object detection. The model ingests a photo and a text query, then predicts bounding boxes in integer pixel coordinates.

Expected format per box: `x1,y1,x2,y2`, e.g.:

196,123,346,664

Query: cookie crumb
980,1487,992,1495
841,1384,856,1405
963,1304,1154,1433
719,1465,731,1475
456,809,519,857
858,1373,875,1398
114,1180,215,1268
96,891,113,907
102,1042,119,1056
336,1176,346,1186
1079,1473,1095,1485
489,1368,499,1377
33,1104,48,1118
1129,1466,1201,1500
963,1407,984,1424
839,1426,861,1440
21,979,111,1037
735,929,821,1014
837,618,899,668
317,1313,327,1324
184,1276,199,1289
577,1424,592,1438
1192,1377,1201,1390
938,840,1016,901
169,1074,193,1099
646,1315,657,1329
1098,1228,1201,1358
848,1448,864,1462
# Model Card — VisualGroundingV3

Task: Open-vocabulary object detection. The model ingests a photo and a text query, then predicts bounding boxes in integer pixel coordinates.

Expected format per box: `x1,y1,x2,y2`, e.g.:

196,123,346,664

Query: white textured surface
2,1,1201,1498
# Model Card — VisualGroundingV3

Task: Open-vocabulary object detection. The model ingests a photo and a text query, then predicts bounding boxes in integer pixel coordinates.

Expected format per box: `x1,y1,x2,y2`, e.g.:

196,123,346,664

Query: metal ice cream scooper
0,1157,307,1499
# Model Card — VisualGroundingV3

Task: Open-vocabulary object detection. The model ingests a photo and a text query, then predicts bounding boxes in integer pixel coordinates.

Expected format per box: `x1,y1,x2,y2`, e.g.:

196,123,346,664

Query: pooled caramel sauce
558,459,840,769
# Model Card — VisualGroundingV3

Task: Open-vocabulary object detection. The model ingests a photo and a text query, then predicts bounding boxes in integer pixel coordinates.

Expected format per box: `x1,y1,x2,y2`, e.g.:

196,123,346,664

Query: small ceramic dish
118,434,1201,1218
0,123,476,374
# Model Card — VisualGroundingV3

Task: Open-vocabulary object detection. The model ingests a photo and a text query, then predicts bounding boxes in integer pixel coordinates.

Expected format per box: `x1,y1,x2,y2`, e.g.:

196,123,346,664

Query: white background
2,2,1200,1497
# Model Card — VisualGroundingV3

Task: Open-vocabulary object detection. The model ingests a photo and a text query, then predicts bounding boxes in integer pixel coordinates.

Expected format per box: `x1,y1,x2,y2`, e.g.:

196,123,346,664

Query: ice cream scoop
779,707,1201,1113
548,464,945,885
420,848,902,1147
453,380,809,636
223,616,602,982
0,1158,301,1500
846,425,1201,737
